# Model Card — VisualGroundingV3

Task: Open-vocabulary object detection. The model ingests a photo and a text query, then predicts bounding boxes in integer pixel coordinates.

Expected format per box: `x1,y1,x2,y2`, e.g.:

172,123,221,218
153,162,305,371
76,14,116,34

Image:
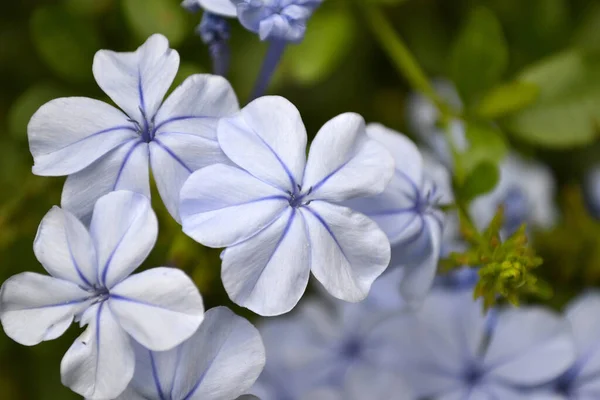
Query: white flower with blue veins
115,306,265,400
186,0,323,42
180,96,395,316
345,124,451,307
28,34,239,223
0,191,205,399
396,289,575,400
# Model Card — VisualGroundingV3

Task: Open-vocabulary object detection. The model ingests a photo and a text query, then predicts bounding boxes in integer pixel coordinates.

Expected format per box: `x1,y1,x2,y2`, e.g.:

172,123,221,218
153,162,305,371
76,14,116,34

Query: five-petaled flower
187,0,323,42
28,34,239,223
0,191,205,399
180,96,395,316
345,124,450,307
116,306,265,400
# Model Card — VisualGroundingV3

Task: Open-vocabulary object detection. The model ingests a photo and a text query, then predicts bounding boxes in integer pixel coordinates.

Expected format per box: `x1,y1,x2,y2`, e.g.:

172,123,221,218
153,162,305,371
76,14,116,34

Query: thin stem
250,39,287,101
209,43,230,77
358,1,452,118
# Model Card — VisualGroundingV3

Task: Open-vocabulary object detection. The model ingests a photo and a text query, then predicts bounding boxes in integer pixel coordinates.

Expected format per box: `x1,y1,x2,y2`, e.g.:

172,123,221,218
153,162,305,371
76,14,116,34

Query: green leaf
476,81,539,119
449,6,508,105
122,0,189,46
30,5,101,82
505,50,600,148
283,8,355,85
8,83,66,140
460,161,500,203
64,0,113,16
461,120,508,175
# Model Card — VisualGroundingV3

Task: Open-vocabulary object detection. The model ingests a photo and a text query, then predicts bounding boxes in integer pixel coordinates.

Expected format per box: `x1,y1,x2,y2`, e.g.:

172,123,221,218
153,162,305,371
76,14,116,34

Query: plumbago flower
180,96,394,316
0,191,204,399
116,306,265,400
533,292,600,399
396,289,575,400
345,124,451,307
28,34,239,223
251,298,405,399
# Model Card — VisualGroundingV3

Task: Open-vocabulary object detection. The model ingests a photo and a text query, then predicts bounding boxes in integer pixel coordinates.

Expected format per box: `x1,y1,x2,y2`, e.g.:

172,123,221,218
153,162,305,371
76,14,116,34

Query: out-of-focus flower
345,124,451,307
28,34,239,222
116,306,265,400
470,153,557,235
0,191,204,399
180,96,394,316
583,165,600,219
396,289,575,400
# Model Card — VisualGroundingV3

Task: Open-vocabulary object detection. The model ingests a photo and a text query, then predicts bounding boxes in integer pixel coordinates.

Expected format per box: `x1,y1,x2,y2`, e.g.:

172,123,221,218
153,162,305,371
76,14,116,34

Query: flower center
288,185,312,208
340,337,363,360
90,286,110,305
463,364,483,386
130,106,155,143
416,181,441,214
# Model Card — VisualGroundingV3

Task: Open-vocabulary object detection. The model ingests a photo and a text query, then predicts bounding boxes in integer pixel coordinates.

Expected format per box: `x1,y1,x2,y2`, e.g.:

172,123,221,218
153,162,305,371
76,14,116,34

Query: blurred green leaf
171,62,205,91
573,2,600,53
476,81,539,119
449,6,508,105
283,8,355,85
461,120,508,175
123,0,189,46
364,0,407,3
506,50,600,148
30,5,101,82
459,161,500,203
64,0,113,16
8,83,65,140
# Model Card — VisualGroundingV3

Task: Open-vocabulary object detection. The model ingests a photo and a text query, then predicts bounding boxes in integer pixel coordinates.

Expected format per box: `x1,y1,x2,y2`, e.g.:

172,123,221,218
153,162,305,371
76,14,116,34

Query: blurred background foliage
1,0,600,397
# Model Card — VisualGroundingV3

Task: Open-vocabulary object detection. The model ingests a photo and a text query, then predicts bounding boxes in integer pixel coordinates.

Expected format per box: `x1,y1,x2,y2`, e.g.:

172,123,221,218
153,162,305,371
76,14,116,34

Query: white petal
90,191,157,288
398,215,443,307
484,307,576,385
93,34,179,122
367,123,423,186
181,164,290,248
218,96,307,192
222,209,310,316
301,201,391,302
34,206,97,287
170,307,265,400
149,134,230,222
61,140,150,224
198,0,238,17
0,273,90,346
565,292,600,382
28,97,137,176
303,114,394,202
154,74,239,137
109,267,204,351
61,303,135,400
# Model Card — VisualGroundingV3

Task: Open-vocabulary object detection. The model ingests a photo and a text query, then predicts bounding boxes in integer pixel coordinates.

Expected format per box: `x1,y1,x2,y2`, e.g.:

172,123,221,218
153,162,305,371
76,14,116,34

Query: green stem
358,1,451,117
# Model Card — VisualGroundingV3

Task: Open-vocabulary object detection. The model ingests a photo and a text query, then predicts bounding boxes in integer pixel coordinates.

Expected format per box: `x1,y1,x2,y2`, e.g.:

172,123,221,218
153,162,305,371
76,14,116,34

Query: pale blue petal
0,272,90,346
258,15,305,42
218,96,307,192
93,34,179,123
34,206,97,287
198,0,238,17
61,140,149,225
170,307,265,399
301,201,390,302
181,164,290,248
343,364,413,400
89,191,157,288
398,215,443,307
303,114,394,202
565,292,600,384
61,303,135,399
109,267,204,351
28,97,137,176
222,208,310,316
484,308,576,385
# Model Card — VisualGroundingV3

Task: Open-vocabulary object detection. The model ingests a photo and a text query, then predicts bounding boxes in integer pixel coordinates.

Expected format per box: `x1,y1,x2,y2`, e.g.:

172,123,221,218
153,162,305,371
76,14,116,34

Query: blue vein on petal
110,294,185,311
309,158,351,195
154,116,212,133
395,169,419,199
246,124,297,191
150,350,167,400
94,302,104,392
182,320,234,400
63,217,94,288
156,131,218,143
100,207,140,286
237,209,296,302
302,206,352,266
113,140,144,190
153,138,193,173
169,344,184,399
18,297,89,311
46,126,136,154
